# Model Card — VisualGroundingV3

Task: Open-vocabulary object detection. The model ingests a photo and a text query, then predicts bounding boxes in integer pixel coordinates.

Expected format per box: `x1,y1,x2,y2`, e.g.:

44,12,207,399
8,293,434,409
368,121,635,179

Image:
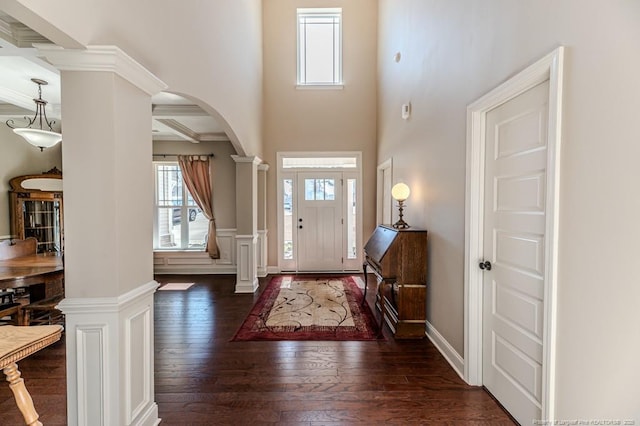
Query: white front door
482,80,550,424
296,172,343,271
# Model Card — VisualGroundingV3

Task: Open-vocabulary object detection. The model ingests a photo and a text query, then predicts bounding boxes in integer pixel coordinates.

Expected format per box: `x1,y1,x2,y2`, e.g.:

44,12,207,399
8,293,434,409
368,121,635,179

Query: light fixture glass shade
391,183,410,201
14,128,62,151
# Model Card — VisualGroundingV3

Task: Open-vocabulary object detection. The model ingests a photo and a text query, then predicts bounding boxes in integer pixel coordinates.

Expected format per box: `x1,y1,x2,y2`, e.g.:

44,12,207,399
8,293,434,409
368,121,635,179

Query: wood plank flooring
0,274,515,425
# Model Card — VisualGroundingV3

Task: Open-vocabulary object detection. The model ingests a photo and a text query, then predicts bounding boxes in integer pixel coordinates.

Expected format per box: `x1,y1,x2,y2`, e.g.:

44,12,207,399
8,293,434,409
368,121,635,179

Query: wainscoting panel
76,325,108,426
154,228,237,274
124,305,152,424
257,230,268,277
58,281,160,426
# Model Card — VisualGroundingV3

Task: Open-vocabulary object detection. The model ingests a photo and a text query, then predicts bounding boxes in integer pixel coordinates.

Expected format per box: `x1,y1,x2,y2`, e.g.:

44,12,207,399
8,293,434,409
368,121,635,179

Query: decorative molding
35,44,168,96
0,18,51,48
75,324,108,425
257,230,268,277
258,163,270,172
153,229,236,273
152,104,208,117
58,280,160,313
231,155,262,165
426,322,464,380
155,119,199,143
235,234,258,293
124,306,152,424
58,280,160,425
0,86,40,112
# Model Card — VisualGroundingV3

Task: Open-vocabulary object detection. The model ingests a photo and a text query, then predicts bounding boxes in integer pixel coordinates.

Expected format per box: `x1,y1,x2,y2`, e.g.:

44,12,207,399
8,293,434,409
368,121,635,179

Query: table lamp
391,183,411,229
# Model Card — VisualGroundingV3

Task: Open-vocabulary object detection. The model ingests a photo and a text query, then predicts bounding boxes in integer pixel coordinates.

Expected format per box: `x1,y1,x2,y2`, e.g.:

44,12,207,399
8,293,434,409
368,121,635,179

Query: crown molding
0,19,51,48
199,132,229,142
0,86,35,111
152,104,208,117
35,44,167,96
231,155,262,165
155,118,199,143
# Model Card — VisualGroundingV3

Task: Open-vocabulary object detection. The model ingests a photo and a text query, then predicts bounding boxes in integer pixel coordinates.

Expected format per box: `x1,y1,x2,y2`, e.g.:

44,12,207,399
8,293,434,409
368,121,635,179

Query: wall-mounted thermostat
401,103,411,120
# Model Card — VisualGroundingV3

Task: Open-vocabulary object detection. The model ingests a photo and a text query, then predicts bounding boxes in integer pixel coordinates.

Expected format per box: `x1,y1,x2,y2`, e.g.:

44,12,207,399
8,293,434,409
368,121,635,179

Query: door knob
479,260,492,271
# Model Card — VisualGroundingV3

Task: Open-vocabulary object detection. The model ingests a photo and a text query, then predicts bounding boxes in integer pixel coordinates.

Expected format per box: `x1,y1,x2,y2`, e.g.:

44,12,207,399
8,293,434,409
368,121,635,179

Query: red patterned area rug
231,275,380,341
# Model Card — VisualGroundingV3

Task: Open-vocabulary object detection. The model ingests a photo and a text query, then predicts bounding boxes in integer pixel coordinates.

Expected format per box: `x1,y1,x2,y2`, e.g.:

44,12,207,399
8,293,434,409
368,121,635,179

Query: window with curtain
153,162,207,249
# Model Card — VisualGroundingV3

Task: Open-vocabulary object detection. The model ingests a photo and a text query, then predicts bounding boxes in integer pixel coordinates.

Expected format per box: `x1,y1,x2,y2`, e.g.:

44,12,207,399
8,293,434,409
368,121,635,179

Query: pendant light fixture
6,78,62,151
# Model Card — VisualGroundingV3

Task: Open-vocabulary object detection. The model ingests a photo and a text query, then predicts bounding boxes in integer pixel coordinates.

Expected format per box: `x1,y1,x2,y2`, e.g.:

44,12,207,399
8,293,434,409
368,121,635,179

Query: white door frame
376,158,393,226
464,47,565,421
276,151,363,273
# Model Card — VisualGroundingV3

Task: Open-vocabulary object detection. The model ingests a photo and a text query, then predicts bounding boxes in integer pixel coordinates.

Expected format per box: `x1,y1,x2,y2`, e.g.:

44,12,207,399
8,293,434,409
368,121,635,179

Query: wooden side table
0,325,63,425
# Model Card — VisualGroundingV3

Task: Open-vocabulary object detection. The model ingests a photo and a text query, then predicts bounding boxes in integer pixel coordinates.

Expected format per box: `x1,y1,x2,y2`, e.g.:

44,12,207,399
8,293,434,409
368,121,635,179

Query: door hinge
341,218,344,224
342,257,344,263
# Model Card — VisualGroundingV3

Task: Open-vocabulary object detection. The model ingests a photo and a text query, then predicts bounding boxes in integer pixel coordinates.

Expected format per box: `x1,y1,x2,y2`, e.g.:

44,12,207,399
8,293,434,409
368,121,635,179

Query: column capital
35,44,167,95
258,163,270,172
231,155,262,165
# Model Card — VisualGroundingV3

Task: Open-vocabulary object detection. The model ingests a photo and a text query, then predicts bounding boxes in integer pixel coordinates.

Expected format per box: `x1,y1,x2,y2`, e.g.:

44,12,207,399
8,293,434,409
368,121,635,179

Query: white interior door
297,172,343,271
482,80,550,424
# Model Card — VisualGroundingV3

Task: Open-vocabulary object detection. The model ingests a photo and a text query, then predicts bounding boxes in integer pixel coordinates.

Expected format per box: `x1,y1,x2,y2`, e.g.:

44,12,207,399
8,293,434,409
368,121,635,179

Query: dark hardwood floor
0,274,515,425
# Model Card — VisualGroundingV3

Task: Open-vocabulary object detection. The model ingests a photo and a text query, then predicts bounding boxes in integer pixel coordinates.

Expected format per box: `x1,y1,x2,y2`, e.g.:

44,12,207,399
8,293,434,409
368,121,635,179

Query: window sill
296,84,344,90
153,249,206,254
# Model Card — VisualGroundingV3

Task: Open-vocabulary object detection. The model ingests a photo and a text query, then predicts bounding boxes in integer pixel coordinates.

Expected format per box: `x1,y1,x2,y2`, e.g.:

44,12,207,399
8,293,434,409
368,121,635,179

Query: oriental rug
231,275,380,341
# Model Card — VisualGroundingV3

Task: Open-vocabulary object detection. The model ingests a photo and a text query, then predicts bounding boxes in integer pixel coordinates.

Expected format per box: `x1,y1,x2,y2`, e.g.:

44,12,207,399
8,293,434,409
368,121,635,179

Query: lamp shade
391,183,410,201
14,128,62,151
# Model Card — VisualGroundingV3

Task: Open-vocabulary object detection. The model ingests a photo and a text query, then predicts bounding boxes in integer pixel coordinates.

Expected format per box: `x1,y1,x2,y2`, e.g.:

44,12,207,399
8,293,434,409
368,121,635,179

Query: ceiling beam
155,118,200,143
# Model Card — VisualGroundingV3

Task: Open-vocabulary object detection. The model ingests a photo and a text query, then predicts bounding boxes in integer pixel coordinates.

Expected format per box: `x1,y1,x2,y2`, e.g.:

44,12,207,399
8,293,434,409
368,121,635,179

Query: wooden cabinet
9,169,63,254
363,225,428,338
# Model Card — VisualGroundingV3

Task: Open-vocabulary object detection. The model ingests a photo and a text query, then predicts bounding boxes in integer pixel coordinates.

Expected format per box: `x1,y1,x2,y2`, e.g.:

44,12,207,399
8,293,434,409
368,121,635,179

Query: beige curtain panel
177,155,220,259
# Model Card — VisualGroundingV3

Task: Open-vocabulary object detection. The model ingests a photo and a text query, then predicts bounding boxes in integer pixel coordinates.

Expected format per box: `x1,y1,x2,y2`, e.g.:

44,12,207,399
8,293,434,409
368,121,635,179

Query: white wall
378,0,640,420
4,0,263,157
262,0,378,267
0,124,62,237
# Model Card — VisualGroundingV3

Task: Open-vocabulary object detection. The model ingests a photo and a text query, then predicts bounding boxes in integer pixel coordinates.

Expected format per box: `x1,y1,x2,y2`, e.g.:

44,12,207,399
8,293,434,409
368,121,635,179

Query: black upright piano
363,225,428,338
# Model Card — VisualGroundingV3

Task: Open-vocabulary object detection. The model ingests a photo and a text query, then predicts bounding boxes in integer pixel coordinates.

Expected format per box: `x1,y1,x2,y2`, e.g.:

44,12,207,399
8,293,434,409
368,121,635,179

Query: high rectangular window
297,8,342,86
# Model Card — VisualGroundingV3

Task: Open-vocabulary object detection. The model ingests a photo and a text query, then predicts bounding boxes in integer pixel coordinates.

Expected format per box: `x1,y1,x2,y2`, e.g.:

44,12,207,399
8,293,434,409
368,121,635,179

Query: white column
232,155,261,293
257,163,269,277
39,45,166,426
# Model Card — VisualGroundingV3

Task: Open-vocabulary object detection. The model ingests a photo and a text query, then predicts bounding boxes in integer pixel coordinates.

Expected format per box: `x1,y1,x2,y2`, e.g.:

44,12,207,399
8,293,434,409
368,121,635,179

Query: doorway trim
376,158,393,226
276,151,363,273
464,47,565,421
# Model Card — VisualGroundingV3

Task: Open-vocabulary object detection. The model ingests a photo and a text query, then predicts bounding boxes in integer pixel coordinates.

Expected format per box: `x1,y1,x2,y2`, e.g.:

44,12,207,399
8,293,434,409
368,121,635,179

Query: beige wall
0,124,62,237
263,0,378,266
152,140,237,230
378,0,640,419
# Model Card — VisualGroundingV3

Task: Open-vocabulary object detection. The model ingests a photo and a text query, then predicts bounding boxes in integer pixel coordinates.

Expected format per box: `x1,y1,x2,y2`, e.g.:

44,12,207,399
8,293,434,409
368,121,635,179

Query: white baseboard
267,266,280,275
426,321,465,380
134,402,160,426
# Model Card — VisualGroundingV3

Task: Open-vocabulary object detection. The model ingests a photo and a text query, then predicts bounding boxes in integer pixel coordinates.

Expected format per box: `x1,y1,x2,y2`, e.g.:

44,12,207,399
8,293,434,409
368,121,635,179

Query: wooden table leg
3,363,42,426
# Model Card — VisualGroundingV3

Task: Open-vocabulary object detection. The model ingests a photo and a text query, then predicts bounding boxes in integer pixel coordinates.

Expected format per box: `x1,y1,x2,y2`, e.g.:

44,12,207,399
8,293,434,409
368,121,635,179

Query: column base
57,281,160,426
235,234,258,293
